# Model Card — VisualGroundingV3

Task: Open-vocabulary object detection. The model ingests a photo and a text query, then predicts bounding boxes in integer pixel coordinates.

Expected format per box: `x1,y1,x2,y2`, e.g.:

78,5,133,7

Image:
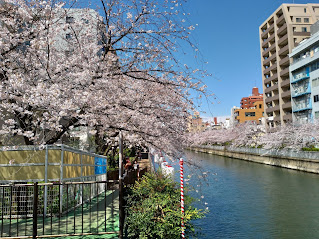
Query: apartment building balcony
291,48,319,67
265,94,279,103
278,34,288,47
279,56,289,66
261,23,274,39
293,31,311,37
267,33,275,44
264,73,278,85
276,14,285,26
280,67,289,77
293,103,312,113
280,78,290,88
266,116,274,122
266,107,274,114
263,44,276,57
282,101,292,110
261,23,267,32
283,113,292,121
277,23,287,36
278,44,288,56
281,90,291,99
263,64,277,75
272,105,280,112
292,87,311,98
274,115,281,122
291,72,309,84
263,54,276,66
261,28,269,39
265,83,279,93
262,34,276,48
266,105,280,113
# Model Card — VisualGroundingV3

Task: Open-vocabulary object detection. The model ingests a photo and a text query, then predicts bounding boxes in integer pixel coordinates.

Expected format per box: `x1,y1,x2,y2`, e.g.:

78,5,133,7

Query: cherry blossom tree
0,0,208,156
259,122,319,150
189,121,319,151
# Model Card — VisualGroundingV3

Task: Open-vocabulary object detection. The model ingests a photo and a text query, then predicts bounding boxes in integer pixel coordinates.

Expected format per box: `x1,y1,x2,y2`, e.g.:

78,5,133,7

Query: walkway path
138,157,151,172
1,190,119,238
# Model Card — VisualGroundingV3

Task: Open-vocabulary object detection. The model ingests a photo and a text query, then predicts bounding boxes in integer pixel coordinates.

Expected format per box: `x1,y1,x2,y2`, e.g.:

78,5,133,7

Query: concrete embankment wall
190,146,319,174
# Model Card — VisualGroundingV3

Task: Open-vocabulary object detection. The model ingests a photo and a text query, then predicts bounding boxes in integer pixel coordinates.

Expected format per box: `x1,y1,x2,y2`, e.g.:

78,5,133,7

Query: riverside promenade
190,145,319,174
1,189,119,239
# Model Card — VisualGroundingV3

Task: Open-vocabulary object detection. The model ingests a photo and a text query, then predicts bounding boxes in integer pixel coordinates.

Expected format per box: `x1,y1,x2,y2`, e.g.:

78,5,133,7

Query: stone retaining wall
190,146,319,174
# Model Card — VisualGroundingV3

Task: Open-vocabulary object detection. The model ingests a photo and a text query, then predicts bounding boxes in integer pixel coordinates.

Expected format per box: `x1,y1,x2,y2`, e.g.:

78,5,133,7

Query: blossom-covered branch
0,0,208,156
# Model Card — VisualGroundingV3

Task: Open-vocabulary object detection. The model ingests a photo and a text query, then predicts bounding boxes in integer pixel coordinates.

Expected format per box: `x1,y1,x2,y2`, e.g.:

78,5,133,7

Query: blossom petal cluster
0,0,207,155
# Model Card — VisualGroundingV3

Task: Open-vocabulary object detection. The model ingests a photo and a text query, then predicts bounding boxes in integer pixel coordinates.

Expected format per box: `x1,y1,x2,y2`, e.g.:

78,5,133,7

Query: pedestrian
125,157,132,170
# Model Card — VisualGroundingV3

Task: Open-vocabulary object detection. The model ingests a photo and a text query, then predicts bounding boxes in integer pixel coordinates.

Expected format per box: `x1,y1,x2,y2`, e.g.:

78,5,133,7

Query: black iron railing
0,180,119,238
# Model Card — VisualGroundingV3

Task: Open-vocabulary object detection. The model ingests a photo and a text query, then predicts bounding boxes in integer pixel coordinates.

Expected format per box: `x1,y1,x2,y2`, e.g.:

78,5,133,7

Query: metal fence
0,144,109,217
0,144,107,183
0,180,119,238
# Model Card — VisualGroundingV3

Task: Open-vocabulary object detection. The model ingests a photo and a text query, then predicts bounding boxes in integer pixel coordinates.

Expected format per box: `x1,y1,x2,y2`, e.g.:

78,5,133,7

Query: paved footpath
1,190,119,239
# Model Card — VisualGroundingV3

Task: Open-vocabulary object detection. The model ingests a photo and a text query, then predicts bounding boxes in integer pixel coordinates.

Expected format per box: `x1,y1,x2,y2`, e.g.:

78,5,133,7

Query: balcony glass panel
293,96,312,112
291,72,310,84
291,83,311,98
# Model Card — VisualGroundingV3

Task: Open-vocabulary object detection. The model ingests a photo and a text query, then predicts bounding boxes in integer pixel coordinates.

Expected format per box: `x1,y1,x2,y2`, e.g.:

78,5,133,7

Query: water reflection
184,150,319,239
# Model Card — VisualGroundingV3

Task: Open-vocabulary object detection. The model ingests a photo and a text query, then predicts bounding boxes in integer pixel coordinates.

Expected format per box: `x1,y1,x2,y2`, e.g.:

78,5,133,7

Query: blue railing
291,73,310,84
293,100,312,112
293,106,312,113
291,80,311,98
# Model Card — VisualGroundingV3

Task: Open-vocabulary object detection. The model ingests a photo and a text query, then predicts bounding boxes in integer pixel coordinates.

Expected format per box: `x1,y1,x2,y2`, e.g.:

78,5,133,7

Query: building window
302,27,307,32
259,104,262,109
315,111,319,119
304,18,309,23
314,95,319,102
245,112,256,117
304,8,307,13
312,62,319,72
313,78,319,88
66,16,74,23
296,18,301,23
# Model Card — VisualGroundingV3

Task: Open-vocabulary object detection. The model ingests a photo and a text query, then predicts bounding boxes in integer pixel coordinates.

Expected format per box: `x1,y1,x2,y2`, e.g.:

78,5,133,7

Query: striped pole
180,158,185,238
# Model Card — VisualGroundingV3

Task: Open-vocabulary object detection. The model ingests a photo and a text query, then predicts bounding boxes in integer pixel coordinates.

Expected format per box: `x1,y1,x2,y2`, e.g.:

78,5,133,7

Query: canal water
183,150,319,239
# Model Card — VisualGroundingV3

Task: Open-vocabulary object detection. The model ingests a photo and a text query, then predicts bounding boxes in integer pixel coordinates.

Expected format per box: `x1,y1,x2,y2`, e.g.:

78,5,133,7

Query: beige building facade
187,112,207,133
260,3,319,128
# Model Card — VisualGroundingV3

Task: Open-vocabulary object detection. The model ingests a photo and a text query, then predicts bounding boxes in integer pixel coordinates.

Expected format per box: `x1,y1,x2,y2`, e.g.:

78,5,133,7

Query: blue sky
86,0,316,120
182,0,316,119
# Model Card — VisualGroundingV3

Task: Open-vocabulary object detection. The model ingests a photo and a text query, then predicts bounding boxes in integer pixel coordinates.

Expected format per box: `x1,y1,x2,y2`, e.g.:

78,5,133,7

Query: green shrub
125,172,204,239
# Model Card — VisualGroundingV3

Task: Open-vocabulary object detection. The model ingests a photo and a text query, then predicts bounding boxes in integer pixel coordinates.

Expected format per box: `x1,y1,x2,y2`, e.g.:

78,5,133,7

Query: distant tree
188,121,319,151
259,122,319,150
